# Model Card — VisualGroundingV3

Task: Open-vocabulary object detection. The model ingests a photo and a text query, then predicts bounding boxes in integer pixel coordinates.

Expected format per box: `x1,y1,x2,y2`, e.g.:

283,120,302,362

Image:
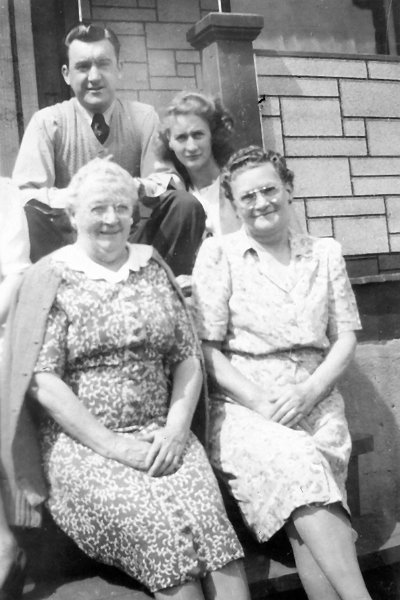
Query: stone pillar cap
187,12,264,49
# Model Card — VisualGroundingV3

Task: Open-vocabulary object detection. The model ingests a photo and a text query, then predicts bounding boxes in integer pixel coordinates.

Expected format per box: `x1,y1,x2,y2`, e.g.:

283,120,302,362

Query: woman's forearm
166,356,203,433
303,330,357,404
31,372,116,458
264,331,357,427
202,341,268,412
143,356,203,477
203,333,356,419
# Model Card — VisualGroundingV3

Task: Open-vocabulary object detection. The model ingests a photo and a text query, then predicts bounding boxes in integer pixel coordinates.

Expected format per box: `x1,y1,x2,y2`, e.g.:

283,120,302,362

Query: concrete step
21,517,400,599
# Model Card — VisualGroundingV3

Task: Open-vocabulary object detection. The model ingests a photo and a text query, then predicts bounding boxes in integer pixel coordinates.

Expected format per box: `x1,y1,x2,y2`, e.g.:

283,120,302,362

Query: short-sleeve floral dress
192,229,361,542
34,244,242,593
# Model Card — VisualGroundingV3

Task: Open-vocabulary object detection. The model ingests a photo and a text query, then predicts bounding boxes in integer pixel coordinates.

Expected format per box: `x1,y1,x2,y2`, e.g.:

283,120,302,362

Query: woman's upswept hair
221,145,294,203
155,91,235,186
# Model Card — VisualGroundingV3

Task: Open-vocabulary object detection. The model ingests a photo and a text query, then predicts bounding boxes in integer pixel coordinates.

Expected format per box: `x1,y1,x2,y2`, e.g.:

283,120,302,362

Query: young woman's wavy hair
155,92,235,187
221,145,294,204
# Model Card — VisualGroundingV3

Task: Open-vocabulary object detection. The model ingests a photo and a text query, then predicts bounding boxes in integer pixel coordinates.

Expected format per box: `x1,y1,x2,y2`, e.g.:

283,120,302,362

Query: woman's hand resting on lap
110,435,153,471
246,382,277,421
142,426,190,477
269,382,317,428
108,427,190,476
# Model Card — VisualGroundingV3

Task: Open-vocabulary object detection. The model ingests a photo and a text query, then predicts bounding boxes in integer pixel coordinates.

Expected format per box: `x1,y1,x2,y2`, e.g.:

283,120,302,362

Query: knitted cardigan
0,249,208,527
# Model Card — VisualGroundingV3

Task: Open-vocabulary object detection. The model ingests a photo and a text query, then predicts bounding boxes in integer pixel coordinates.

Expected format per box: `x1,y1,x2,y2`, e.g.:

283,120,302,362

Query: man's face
62,39,121,113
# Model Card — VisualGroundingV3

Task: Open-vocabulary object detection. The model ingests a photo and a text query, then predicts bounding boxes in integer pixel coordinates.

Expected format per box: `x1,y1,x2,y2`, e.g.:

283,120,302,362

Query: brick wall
84,2,400,276
86,0,218,113
257,54,400,276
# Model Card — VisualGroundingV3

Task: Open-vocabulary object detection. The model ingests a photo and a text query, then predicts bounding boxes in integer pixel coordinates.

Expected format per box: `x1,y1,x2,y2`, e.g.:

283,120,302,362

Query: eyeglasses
90,203,132,218
237,185,283,207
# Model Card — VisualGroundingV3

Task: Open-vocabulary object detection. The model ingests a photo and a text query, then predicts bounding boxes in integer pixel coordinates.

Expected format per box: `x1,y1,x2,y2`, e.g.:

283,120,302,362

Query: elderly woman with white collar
1,158,250,600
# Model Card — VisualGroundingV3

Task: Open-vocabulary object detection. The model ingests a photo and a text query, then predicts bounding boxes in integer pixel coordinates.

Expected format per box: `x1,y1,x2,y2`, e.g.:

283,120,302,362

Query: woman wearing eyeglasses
192,146,372,600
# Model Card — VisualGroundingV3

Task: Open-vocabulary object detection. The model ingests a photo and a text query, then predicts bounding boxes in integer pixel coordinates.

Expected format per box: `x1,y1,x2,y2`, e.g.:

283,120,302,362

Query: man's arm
12,111,69,208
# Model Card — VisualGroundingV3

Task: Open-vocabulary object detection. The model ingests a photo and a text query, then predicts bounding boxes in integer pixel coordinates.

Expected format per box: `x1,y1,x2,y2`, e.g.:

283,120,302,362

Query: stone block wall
257,54,400,276
85,0,219,113
70,4,400,277
340,339,400,527
258,51,400,528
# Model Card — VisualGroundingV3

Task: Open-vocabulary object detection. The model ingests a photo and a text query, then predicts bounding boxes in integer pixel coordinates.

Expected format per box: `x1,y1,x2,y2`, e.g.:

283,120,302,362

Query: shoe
0,548,27,600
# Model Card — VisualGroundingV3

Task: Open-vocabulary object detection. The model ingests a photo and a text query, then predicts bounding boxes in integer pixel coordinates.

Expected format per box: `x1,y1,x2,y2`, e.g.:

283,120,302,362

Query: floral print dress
192,229,362,542
34,244,242,593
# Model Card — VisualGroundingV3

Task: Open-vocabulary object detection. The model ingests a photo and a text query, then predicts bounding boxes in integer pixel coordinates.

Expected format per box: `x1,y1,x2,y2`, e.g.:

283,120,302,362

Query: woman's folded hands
267,381,318,428
111,426,189,477
248,380,318,428
109,435,153,471
143,426,189,477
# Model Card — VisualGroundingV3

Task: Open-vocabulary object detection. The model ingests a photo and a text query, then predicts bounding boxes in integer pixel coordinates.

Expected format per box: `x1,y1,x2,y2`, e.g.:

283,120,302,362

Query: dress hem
241,492,349,544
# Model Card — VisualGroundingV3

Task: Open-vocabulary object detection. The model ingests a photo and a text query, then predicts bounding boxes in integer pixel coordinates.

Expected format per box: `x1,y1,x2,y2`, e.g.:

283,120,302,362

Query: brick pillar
187,12,264,149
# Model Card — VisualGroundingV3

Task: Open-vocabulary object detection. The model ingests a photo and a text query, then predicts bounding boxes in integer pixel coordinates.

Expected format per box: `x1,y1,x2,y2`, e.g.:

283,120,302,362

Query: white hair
66,157,139,214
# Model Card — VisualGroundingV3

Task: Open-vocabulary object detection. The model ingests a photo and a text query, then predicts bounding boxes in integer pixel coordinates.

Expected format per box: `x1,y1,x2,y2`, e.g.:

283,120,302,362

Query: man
13,23,205,276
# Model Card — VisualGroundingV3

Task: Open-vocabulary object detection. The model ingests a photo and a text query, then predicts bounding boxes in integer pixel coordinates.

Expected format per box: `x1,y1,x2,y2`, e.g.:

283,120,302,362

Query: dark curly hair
62,22,120,65
221,145,294,203
155,92,235,188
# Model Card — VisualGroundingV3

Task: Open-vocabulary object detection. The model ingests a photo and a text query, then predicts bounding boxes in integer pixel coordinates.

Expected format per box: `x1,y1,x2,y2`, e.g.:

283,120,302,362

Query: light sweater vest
45,98,159,188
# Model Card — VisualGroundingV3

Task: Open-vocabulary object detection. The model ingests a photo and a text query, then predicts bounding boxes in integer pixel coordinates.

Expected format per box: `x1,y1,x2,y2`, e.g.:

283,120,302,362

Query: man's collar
74,98,115,126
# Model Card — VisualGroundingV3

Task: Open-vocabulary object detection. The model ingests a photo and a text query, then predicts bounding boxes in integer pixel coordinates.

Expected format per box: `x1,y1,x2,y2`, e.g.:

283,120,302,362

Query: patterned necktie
91,113,110,144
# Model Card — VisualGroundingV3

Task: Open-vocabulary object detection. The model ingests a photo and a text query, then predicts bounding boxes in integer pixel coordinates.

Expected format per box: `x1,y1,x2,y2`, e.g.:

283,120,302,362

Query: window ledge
351,273,400,285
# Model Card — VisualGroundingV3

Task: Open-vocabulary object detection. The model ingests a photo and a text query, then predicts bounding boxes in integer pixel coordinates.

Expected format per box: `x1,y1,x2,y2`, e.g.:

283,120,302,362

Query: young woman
156,91,241,239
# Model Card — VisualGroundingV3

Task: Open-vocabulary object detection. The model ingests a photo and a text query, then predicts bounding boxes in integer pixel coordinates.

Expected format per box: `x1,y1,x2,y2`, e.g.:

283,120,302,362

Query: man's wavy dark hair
62,22,120,65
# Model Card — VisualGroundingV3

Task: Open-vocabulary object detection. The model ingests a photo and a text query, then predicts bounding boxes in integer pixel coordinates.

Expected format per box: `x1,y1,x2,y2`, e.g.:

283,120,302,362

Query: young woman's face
168,113,214,176
230,162,292,242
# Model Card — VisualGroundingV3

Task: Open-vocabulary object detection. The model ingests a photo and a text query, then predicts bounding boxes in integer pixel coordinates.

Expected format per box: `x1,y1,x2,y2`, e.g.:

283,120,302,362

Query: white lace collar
52,243,153,283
